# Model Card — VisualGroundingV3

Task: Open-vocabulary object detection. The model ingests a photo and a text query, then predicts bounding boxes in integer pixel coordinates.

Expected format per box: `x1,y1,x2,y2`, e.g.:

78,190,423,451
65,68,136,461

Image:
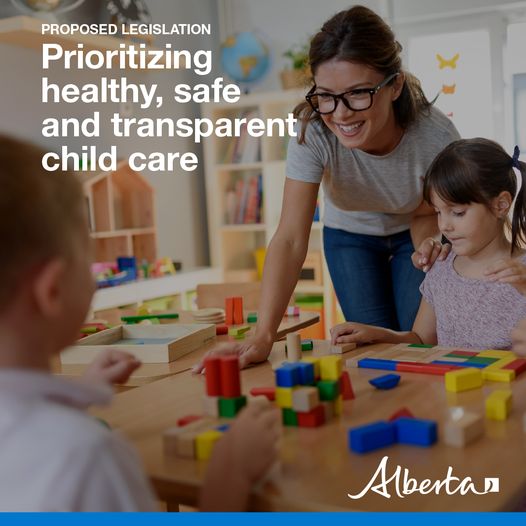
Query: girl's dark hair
423,138,526,254
294,5,431,142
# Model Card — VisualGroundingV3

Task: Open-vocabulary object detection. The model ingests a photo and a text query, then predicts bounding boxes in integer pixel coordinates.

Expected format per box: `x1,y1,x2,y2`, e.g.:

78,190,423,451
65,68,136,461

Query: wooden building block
395,417,437,447
219,396,247,418
203,395,219,417
443,409,484,447
502,358,526,378
275,363,302,387
228,325,251,337
282,408,298,427
225,297,235,325
302,357,321,379
320,355,342,381
482,368,515,383
296,362,315,385
204,355,222,396
478,350,516,359
195,430,223,461
297,405,325,427
247,312,258,323
285,306,300,317
485,390,512,421
334,395,343,416
485,357,518,370
216,325,228,336
233,297,244,325
388,407,414,421
330,342,357,354
176,414,202,427
340,370,355,400
292,386,320,412
219,355,241,397
163,418,216,458
275,387,294,408
286,333,302,362
445,368,483,392
301,339,314,351
348,421,396,454
317,380,340,401
249,387,276,401
369,374,401,390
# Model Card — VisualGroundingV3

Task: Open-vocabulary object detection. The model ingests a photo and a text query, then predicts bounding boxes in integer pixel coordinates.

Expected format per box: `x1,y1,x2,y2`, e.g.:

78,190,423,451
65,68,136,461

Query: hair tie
512,145,521,169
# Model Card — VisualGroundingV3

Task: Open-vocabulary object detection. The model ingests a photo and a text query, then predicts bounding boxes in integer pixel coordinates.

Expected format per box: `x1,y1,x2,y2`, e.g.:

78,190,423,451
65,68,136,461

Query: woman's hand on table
192,336,273,373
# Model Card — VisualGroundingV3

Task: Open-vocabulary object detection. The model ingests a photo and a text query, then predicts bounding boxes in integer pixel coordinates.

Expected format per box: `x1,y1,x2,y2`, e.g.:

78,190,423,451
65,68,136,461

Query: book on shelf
225,173,262,225
222,109,261,164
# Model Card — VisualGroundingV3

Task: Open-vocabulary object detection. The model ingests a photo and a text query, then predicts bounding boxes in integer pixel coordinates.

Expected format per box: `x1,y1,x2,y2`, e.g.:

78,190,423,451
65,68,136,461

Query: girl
331,138,526,350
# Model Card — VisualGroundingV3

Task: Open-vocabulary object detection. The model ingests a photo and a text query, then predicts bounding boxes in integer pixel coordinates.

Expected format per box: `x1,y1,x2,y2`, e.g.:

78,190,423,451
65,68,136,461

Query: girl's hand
330,322,385,345
484,258,526,295
411,238,450,273
512,318,526,357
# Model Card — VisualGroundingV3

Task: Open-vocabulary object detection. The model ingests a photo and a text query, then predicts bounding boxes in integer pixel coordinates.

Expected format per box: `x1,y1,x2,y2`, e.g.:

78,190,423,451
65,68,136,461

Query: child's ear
33,259,67,318
493,191,513,218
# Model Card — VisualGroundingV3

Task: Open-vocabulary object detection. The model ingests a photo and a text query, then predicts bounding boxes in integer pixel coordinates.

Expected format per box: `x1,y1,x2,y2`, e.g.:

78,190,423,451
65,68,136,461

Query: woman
194,5,457,371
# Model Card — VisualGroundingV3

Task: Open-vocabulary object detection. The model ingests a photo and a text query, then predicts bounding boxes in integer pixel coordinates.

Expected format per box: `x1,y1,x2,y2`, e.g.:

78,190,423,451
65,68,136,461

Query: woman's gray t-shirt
286,106,460,236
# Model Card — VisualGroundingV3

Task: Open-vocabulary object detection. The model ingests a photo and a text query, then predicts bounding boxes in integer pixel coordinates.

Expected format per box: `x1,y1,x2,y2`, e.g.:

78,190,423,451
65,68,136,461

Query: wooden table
93,342,526,511
55,311,319,386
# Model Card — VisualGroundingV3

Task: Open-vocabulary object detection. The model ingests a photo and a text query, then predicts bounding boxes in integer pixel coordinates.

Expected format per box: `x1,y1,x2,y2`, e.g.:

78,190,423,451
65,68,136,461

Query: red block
177,414,202,427
388,407,414,421
220,355,241,397
396,362,460,375
503,358,526,377
339,371,355,400
216,325,228,336
225,297,235,325
204,356,222,396
297,405,325,428
250,387,276,401
448,350,479,357
233,297,244,325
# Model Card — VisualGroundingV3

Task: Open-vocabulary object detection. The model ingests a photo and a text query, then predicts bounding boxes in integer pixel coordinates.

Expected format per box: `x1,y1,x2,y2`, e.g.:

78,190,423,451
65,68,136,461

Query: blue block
348,421,397,454
432,360,487,369
296,362,315,385
395,417,437,446
369,373,401,390
358,358,398,371
275,363,302,387
215,424,230,432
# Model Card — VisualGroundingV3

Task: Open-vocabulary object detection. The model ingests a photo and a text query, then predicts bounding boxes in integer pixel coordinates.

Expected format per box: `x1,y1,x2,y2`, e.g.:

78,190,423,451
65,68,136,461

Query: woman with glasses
194,5,460,372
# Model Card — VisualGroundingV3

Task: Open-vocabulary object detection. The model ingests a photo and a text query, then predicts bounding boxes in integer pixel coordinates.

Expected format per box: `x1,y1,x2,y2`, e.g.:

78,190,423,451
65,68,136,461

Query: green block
466,357,498,365
282,408,298,427
408,343,434,348
301,339,314,351
317,380,339,401
247,313,258,323
219,396,247,418
121,313,179,323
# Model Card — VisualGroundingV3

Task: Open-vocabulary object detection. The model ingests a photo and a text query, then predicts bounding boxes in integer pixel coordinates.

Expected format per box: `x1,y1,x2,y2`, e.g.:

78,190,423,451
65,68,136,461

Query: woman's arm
193,178,319,371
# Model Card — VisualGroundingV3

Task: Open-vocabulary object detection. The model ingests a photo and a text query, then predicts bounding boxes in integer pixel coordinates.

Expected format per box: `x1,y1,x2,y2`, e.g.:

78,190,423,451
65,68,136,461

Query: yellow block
195,430,223,460
319,355,342,381
275,387,294,408
485,357,517,370
445,368,483,392
478,350,516,359
485,390,512,421
482,368,515,383
333,394,343,416
302,357,321,379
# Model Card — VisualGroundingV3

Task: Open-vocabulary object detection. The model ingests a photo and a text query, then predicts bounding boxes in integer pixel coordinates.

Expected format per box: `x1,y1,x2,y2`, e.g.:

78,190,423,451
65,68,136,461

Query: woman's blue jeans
323,226,424,331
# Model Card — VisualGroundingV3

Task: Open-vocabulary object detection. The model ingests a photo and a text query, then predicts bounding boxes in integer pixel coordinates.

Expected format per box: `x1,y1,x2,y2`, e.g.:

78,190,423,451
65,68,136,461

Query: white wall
0,0,220,269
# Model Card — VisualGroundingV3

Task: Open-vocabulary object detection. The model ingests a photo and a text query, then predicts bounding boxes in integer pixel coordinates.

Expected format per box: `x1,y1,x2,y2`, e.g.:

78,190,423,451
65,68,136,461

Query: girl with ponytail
332,139,526,351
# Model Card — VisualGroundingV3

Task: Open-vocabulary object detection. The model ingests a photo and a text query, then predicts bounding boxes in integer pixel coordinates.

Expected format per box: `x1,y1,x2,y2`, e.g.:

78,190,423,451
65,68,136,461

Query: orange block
233,297,244,325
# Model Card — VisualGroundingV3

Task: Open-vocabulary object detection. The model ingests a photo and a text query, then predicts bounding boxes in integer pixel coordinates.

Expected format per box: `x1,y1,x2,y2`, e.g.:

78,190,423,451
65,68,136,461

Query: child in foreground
0,135,279,511
332,138,526,351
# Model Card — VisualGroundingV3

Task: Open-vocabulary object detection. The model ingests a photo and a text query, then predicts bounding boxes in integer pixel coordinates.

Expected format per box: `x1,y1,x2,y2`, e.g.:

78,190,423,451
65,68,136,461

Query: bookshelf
202,90,340,337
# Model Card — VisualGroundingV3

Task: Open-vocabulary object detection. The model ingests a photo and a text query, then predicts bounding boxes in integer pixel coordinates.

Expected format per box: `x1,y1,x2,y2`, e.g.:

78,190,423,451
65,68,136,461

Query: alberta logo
348,456,500,499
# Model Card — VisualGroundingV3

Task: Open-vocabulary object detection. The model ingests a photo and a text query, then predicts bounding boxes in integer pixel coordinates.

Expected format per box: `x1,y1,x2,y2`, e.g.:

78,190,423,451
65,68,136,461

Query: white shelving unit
202,90,339,336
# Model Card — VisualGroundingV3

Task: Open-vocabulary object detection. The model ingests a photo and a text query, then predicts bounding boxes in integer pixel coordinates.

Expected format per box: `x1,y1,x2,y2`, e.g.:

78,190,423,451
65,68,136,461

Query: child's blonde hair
0,135,85,307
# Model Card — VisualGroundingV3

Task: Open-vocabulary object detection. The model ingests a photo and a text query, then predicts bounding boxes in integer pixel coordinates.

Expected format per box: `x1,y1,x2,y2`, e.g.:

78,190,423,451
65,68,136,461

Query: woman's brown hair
295,5,431,142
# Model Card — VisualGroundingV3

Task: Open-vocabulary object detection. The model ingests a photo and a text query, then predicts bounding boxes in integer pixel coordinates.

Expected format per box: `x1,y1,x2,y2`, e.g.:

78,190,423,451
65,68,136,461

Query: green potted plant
280,43,311,90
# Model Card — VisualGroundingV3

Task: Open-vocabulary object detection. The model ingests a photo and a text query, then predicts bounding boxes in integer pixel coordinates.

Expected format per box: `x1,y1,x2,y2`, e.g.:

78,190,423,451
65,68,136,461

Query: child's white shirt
0,369,157,511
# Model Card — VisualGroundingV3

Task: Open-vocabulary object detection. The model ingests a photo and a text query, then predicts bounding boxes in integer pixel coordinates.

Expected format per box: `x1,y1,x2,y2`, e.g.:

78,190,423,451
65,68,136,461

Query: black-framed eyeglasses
305,72,399,115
